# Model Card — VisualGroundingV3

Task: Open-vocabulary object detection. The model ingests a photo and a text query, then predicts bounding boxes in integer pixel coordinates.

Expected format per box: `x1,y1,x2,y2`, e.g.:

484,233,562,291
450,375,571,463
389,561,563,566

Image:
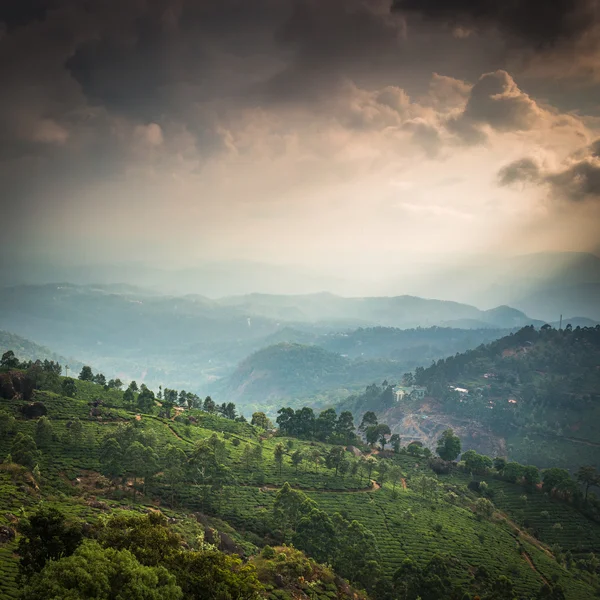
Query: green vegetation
1,349,600,600
412,325,600,470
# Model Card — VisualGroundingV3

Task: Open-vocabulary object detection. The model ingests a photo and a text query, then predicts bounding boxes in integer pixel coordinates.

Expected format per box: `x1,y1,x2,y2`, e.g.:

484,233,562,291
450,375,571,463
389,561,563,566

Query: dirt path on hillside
401,478,407,490
521,550,550,586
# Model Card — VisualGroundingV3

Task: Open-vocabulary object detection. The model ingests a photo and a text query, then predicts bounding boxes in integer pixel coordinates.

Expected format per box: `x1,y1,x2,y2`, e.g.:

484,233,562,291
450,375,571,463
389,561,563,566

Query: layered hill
0,283,537,394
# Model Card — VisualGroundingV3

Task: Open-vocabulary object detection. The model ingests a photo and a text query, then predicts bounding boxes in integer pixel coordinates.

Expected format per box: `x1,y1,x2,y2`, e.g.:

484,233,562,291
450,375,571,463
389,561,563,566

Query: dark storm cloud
0,0,54,31
498,139,600,202
497,158,541,185
445,70,543,146
547,160,600,202
392,0,599,49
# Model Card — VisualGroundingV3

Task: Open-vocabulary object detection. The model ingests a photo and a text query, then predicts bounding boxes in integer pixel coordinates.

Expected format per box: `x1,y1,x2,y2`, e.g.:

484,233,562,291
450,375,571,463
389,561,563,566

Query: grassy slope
0,379,599,599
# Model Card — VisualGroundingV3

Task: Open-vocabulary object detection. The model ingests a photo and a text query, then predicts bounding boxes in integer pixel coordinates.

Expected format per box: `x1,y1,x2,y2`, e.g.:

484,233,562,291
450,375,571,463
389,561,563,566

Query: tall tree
100,437,122,478
163,444,186,507
125,441,147,502
35,416,53,448
291,449,304,472
11,433,40,469
61,378,77,398
17,507,83,579
436,429,461,461
359,411,378,432
576,466,599,502
21,540,182,600
203,396,216,413
325,446,345,477
335,411,355,444
1,350,19,369
274,443,285,475
251,412,272,429
78,365,93,381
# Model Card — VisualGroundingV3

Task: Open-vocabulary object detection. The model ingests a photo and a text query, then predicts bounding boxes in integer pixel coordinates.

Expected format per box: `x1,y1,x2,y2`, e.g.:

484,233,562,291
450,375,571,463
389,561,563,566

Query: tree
17,507,83,579
293,508,337,564
100,437,122,478
576,466,599,502
436,429,461,461
273,443,284,475
359,411,378,432
309,448,321,473
542,468,572,494
377,423,391,451
1,350,19,369
61,377,77,398
94,373,107,387
462,450,492,475
163,444,186,507
365,456,377,481
21,540,182,600
335,411,355,444
250,412,272,429
475,497,495,519
377,460,390,486
78,365,94,381
325,446,345,477
493,456,507,473
11,433,40,469
0,409,16,436
172,549,262,600
315,408,337,441
523,465,541,489
138,386,156,413
331,513,381,592
123,387,135,407
290,449,303,472
125,441,147,502
35,416,53,448
273,482,313,541
389,465,403,495
128,380,139,393
203,396,216,413
365,425,379,447
413,475,438,500
67,418,84,445
390,433,401,454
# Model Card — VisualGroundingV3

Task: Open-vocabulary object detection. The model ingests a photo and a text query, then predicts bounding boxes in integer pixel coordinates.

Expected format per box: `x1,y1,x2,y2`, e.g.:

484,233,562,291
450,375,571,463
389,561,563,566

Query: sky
1,0,600,286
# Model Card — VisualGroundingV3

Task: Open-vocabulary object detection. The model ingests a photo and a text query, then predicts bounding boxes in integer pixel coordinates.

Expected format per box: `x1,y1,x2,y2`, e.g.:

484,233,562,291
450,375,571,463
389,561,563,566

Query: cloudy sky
1,0,600,285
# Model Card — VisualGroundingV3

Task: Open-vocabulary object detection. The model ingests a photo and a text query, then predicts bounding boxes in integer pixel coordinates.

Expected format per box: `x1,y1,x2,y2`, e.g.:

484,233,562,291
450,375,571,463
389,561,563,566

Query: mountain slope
0,330,83,372
347,325,600,471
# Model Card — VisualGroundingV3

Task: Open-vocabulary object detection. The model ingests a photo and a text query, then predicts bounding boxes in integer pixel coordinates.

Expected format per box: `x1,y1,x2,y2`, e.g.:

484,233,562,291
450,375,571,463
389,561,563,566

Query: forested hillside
1,350,600,599
361,326,600,472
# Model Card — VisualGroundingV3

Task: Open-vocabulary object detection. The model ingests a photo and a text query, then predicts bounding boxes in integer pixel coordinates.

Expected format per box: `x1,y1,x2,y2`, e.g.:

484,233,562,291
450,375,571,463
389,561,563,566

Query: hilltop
0,353,599,599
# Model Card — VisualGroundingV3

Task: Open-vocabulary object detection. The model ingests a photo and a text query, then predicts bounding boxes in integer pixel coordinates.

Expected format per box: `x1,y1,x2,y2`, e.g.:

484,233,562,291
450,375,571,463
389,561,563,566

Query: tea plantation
1,374,599,599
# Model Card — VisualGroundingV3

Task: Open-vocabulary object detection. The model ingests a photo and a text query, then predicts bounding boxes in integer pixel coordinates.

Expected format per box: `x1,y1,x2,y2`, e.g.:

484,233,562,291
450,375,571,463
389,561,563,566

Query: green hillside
217,343,404,412
0,330,83,373
410,325,600,470
1,353,599,599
